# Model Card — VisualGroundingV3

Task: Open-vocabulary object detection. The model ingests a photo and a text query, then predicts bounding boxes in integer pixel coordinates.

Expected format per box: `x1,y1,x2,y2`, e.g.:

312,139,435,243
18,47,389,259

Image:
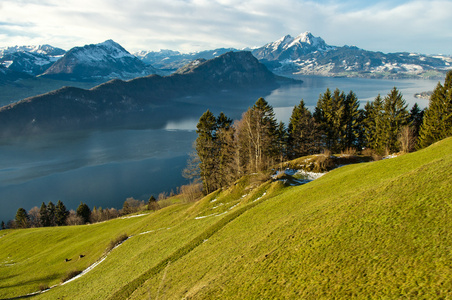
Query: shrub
61,270,82,283
39,283,49,291
180,183,203,203
312,150,334,172
106,233,129,253
65,211,84,226
340,147,357,157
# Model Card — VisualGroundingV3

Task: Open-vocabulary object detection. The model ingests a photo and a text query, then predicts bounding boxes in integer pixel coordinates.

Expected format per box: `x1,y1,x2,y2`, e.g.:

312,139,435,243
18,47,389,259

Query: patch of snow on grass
253,192,267,202
62,237,130,286
120,213,148,219
212,203,224,209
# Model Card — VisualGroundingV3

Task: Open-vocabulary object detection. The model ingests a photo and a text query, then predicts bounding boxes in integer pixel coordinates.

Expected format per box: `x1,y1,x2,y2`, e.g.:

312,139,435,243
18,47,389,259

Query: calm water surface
0,76,439,222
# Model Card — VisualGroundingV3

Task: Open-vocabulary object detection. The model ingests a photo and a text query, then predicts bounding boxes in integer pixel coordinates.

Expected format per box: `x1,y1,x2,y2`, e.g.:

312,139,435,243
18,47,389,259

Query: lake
0,75,440,223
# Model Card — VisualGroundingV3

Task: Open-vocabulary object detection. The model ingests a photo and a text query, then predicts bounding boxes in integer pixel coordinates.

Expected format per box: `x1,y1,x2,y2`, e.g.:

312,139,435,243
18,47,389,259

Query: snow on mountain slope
0,45,65,76
42,40,158,81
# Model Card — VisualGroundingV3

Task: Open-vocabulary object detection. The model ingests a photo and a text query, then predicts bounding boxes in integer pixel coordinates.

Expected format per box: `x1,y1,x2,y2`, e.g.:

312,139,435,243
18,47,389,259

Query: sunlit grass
1,138,450,299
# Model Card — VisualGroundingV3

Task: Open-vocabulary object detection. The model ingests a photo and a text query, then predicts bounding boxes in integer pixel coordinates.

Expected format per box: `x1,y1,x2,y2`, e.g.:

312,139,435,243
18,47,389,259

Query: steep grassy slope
1,138,450,299
125,138,452,299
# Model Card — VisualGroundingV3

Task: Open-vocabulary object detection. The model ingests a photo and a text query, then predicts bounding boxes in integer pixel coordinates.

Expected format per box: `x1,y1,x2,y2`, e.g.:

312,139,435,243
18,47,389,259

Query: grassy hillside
1,138,451,299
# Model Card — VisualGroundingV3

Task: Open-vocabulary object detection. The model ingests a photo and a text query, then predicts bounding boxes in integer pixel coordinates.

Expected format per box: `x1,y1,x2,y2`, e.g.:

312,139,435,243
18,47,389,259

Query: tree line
3,196,162,229
189,71,452,194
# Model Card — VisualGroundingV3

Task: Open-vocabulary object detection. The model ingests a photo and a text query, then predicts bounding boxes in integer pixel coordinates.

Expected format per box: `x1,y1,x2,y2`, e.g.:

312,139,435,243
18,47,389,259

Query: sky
0,0,451,55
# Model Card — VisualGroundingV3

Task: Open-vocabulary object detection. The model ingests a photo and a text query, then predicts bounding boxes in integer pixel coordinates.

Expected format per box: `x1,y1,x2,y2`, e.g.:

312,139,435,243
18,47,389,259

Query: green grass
1,138,451,299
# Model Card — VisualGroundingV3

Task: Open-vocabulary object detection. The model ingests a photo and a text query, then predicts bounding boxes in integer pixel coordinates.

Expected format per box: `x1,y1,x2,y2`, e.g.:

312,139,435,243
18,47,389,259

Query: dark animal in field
79,254,85,259
64,258,71,262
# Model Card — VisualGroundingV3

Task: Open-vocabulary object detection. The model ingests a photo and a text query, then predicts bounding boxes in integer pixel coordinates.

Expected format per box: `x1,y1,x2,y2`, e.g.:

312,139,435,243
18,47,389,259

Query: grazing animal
79,254,85,259
64,258,71,262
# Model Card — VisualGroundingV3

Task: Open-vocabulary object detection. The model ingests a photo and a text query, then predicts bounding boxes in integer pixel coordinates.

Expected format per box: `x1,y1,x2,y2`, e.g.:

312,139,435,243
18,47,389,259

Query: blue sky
0,0,451,55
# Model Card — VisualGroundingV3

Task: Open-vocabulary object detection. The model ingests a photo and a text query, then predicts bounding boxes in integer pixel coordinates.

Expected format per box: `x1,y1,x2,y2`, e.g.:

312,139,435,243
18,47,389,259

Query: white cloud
0,0,450,55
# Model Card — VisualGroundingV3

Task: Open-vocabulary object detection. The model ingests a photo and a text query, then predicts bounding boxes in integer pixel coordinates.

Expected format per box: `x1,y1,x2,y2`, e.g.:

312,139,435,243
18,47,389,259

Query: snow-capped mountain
252,32,333,61
135,31,451,78
134,48,237,71
0,45,65,76
251,32,451,78
42,40,159,81
0,44,65,57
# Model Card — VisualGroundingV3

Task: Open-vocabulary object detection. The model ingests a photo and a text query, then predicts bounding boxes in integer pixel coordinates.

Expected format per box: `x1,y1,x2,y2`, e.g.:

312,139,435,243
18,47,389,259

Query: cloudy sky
0,0,451,55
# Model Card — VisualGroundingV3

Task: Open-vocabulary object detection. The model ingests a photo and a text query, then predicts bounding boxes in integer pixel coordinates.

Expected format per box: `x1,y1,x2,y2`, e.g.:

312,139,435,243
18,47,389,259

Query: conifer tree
362,95,384,152
418,71,452,148
1,221,5,230
76,202,91,224
314,88,333,150
215,112,237,188
409,103,424,139
15,208,29,229
55,200,69,226
196,110,218,194
341,91,362,150
380,87,409,154
276,121,288,163
314,88,346,152
47,201,56,227
39,202,50,227
288,100,321,158
147,195,159,211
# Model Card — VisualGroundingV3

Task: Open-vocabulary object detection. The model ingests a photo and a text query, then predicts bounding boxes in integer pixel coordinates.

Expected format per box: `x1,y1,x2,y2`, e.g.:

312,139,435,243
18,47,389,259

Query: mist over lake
0,76,439,222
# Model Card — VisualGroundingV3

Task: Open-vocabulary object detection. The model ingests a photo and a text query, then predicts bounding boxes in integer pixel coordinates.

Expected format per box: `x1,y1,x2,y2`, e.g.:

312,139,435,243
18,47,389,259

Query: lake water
0,76,440,222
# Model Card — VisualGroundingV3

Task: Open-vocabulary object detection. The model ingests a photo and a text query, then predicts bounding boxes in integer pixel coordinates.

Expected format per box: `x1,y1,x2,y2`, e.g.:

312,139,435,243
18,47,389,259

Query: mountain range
0,51,295,137
1,32,451,83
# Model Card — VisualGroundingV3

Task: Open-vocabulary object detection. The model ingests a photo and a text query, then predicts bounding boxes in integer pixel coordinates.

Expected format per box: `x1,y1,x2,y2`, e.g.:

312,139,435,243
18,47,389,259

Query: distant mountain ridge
41,40,159,81
251,33,451,78
0,51,293,136
0,45,65,77
1,32,451,83
138,32,452,79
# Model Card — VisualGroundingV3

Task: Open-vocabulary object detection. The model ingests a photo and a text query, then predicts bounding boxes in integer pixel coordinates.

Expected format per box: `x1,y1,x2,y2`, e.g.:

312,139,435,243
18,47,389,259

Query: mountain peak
97,39,123,50
42,40,156,80
252,32,331,61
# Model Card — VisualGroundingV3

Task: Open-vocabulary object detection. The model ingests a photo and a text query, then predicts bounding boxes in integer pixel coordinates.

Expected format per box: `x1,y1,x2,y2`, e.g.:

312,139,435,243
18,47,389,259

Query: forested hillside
190,70,451,195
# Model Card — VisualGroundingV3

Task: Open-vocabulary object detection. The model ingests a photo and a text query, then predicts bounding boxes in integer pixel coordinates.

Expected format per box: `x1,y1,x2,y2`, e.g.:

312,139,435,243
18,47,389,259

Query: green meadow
1,137,451,299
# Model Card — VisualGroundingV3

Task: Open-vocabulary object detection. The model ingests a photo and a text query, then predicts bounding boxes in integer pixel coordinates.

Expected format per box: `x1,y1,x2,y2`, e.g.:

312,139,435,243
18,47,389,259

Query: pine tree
76,202,91,224
314,88,333,150
341,91,362,150
288,100,321,158
147,195,159,211
47,201,56,227
39,202,50,227
276,121,288,164
215,112,237,188
196,110,218,194
380,87,409,154
314,88,346,152
418,71,452,148
362,95,384,152
1,221,5,230
55,200,69,226
15,208,29,229
409,103,424,139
